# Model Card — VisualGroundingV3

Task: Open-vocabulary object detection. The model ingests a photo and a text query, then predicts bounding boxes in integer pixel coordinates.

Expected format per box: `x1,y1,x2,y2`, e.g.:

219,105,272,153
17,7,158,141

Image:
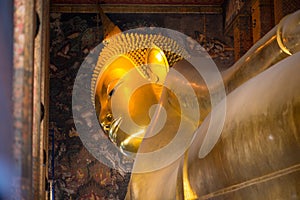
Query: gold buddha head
92,33,185,156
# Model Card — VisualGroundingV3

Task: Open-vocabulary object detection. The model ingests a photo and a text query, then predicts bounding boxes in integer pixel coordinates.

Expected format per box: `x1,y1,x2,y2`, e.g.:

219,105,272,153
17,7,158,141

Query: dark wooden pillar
233,14,253,60
12,0,35,198
33,0,50,199
251,0,275,43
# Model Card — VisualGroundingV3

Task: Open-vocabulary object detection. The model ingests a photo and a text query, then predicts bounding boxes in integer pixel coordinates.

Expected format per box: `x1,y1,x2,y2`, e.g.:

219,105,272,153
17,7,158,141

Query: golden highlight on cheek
128,83,162,126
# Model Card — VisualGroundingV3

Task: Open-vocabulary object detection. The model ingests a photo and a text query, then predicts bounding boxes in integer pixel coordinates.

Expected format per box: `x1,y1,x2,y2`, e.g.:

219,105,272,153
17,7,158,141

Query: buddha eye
107,80,123,98
108,88,115,97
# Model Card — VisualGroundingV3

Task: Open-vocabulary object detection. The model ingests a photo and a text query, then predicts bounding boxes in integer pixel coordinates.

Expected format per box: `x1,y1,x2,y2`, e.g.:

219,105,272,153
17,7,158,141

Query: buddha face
95,46,169,156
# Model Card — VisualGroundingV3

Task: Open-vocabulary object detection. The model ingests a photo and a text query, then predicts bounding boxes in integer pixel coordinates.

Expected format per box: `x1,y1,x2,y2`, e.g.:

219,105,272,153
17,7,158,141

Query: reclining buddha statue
87,10,300,199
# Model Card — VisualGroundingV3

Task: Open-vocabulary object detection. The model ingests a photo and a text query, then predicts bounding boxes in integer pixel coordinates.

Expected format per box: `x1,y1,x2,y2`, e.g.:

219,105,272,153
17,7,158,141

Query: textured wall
49,12,233,199
49,13,130,199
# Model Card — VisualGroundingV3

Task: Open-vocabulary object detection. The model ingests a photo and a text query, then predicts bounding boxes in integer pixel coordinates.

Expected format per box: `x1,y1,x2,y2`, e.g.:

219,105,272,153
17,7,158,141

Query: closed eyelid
108,88,115,97
106,79,118,96
107,80,123,97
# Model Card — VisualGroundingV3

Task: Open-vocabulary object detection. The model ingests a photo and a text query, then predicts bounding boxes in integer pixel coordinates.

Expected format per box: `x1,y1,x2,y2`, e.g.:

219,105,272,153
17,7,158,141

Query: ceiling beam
50,4,223,14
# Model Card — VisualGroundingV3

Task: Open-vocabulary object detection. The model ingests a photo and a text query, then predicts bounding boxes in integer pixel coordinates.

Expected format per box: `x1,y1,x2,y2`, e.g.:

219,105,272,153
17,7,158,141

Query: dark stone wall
49,12,233,199
49,13,129,200
108,13,234,69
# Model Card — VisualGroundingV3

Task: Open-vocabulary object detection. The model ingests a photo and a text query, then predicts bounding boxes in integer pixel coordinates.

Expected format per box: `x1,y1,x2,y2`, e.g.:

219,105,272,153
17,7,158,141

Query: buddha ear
144,45,169,84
